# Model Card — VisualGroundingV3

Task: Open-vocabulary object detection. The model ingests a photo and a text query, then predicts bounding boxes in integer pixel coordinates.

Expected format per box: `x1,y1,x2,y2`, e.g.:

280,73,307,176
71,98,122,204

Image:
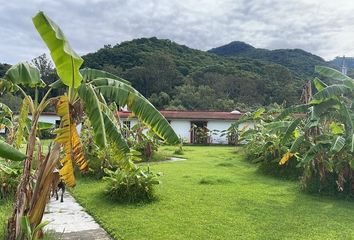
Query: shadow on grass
199,176,233,185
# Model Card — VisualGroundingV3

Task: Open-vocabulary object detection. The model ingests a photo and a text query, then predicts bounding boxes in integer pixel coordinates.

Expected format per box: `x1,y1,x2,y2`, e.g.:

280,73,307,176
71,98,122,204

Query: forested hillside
83,37,327,111
1,38,331,112
208,41,330,78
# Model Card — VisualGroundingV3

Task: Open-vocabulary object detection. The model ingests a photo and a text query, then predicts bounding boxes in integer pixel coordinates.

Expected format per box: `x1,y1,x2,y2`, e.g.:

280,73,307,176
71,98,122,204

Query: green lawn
72,146,354,240
0,199,12,238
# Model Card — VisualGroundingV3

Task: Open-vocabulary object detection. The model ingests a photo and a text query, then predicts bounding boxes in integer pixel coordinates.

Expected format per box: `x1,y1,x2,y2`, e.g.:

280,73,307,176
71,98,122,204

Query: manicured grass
72,146,354,239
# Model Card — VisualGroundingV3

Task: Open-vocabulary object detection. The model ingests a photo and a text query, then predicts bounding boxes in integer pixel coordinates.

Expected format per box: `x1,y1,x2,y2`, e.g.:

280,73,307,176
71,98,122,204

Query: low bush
103,167,160,203
173,144,184,155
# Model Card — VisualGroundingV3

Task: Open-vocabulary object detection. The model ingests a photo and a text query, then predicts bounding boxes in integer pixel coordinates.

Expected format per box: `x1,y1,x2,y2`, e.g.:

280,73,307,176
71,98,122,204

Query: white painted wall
29,115,83,134
28,115,60,125
170,120,191,143
119,117,254,144
207,120,233,144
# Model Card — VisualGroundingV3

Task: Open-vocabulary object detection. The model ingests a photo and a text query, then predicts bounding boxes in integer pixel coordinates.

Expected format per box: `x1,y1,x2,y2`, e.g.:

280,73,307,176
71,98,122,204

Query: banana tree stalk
8,113,40,239
7,88,53,240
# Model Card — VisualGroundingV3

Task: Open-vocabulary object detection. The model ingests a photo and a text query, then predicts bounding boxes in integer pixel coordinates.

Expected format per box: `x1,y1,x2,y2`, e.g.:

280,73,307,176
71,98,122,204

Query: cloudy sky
1,0,354,64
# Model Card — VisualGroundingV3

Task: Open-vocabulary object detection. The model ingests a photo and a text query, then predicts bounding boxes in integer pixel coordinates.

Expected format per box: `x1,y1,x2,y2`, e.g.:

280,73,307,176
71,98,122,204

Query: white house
30,113,82,133
118,110,249,144
3,111,247,144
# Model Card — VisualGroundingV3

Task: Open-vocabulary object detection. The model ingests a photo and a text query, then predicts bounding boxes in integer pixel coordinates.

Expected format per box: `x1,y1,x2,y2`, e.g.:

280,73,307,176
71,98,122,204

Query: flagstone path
43,192,111,240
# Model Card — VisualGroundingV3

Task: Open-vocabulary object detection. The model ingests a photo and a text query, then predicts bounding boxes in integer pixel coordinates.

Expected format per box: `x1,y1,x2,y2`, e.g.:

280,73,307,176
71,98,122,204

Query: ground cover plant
72,146,354,240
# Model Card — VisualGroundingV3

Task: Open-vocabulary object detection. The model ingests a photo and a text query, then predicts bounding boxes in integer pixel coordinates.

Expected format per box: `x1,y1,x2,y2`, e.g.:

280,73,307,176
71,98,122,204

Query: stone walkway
43,192,111,240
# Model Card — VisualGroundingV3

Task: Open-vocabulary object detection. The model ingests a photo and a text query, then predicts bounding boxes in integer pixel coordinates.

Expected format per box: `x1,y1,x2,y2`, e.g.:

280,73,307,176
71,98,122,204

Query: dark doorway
190,121,208,144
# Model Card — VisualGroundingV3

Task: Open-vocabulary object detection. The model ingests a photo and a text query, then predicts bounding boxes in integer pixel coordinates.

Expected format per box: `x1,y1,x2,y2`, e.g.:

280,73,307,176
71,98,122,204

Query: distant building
118,110,249,144
6,111,247,145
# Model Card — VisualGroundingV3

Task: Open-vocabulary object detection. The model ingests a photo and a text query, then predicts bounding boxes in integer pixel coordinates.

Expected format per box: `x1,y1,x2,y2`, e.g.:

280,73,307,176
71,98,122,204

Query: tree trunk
7,113,39,240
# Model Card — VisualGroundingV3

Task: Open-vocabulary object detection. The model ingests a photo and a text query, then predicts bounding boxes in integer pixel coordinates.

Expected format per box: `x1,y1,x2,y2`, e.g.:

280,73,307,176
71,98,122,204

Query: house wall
170,120,191,143
207,120,233,144
29,115,83,134
119,117,253,144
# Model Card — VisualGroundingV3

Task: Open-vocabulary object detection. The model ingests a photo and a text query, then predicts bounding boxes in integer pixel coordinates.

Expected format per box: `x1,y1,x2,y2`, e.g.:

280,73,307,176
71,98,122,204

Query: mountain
208,41,329,78
80,38,328,111
209,41,255,56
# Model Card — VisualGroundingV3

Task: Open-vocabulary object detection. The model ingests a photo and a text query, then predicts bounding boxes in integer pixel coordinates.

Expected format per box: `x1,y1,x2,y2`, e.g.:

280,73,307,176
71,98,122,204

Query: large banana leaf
78,84,107,148
281,118,302,144
0,103,13,117
54,95,88,187
312,77,327,92
276,104,309,120
312,85,351,100
315,66,353,83
264,121,291,134
4,62,44,87
290,135,307,152
102,112,131,162
339,101,353,136
15,97,30,148
93,78,179,144
0,140,27,161
81,68,131,85
32,11,83,88
49,79,65,89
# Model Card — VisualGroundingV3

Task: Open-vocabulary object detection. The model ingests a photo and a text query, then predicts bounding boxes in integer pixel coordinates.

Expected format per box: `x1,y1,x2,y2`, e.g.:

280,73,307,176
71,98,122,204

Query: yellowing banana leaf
32,11,83,88
279,152,294,165
54,95,88,187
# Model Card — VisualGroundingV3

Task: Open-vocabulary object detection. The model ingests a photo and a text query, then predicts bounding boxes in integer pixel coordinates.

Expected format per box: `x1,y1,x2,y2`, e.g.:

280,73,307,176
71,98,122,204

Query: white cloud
1,0,354,64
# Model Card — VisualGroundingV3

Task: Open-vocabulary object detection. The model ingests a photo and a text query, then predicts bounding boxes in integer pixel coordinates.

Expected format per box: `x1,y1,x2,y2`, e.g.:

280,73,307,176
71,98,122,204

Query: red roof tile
118,110,243,120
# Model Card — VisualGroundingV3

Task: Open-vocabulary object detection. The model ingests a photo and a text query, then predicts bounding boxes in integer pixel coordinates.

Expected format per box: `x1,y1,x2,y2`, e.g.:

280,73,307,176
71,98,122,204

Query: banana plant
0,61,58,240
279,66,354,192
3,11,178,240
32,11,179,187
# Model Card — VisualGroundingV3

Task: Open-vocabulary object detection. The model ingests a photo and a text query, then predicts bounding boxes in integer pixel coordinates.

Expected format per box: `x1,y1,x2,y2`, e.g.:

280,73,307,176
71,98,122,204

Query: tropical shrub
103,167,160,203
277,66,354,195
174,143,184,155
124,123,162,161
234,107,303,179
